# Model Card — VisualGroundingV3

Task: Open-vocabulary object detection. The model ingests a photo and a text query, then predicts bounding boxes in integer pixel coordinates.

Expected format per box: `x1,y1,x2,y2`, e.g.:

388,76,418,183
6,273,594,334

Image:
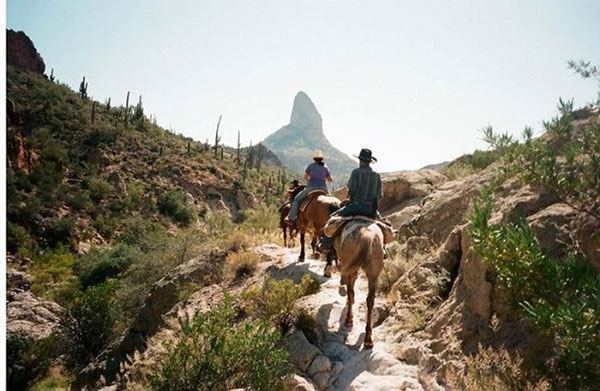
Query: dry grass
224,250,262,281
440,161,476,180
446,345,551,391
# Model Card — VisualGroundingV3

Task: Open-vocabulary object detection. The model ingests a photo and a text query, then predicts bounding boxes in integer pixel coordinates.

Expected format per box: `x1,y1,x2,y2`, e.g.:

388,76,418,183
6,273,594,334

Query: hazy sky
7,0,600,171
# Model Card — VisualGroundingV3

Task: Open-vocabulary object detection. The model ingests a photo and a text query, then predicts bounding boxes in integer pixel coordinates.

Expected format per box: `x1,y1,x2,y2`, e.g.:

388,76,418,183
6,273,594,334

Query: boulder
7,290,62,340
282,330,322,372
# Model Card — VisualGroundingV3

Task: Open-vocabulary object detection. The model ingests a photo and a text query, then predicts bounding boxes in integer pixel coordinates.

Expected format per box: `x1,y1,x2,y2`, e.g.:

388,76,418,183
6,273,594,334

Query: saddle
299,189,329,214
323,215,396,245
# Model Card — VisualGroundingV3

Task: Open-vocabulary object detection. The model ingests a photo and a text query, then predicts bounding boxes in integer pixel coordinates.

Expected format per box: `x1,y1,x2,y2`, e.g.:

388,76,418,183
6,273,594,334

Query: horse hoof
338,285,347,296
344,319,353,328
298,257,305,262
364,340,374,349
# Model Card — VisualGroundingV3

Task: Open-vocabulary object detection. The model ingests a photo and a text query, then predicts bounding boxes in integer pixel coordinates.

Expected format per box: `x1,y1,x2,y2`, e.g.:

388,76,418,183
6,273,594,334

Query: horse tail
346,237,370,274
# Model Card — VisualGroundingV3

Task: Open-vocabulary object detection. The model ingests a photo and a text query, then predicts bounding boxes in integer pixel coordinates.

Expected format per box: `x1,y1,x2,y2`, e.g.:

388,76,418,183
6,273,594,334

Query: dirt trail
257,244,434,391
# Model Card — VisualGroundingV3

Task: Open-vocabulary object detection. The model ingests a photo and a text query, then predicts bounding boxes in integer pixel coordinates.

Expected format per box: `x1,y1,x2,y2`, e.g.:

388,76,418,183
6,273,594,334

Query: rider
286,150,334,224
318,148,382,250
286,179,303,203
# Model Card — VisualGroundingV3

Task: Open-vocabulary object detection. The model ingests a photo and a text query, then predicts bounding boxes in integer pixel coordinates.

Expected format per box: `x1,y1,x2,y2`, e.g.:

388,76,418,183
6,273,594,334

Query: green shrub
45,218,75,248
29,247,76,300
59,282,119,371
150,294,292,391
75,244,138,288
471,192,600,389
158,189,196,225
88,177,114,202
7,333,58,390
243,276,320,333
7,222,36,253
483,100,600,219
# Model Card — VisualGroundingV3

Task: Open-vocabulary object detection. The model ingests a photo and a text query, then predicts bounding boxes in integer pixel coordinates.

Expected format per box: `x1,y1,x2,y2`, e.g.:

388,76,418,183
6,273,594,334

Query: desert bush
447,344,550,391
441,161,475,180
243,276,320,333
7,333,58,390
28,247,76,300
224,250,261,281
75,244,139,287
88,177,114,202
44,218,75,248
158,189,196,225
30,374,70,391
294,309,320,346
471,192,600,389
7,222,36,253
59,282,119,371
150,294,292,391
483,100,600,220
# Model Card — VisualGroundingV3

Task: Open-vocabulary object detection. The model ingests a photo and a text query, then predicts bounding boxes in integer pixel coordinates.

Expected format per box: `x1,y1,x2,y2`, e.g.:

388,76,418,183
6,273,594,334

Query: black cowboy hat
354,148,377,163
290,179,300,185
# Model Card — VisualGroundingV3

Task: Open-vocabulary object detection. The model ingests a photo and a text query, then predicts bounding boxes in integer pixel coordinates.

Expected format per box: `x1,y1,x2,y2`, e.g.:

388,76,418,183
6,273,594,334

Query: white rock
283,330,322,372
308,355,332,376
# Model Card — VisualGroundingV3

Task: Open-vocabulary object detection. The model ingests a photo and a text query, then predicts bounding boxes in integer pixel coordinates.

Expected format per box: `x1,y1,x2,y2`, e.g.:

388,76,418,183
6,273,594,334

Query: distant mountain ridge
263,92,356,188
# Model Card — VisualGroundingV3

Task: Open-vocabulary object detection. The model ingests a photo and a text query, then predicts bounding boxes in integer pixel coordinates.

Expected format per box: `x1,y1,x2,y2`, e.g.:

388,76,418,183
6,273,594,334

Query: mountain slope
263,92,356,188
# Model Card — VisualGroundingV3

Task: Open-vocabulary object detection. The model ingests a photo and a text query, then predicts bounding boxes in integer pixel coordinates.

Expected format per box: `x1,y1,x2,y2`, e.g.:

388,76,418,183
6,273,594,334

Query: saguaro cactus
106,97,111,111
134,95,144,121
50,68,55,82
256,143,264,172
124,91,131,126
214,114,222,159
187,140,191,154
236,130,241,166
79,76,88,99
91,101,96,123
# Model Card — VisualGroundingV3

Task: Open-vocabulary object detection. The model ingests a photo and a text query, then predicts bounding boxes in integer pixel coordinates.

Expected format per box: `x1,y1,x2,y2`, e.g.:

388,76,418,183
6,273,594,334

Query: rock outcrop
7,29,45,74
6,98,38,174
263,92,356,187
7,269,62,340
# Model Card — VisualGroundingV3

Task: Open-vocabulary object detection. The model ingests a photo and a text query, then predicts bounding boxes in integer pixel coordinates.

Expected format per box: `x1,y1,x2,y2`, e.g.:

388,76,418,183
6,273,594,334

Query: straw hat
313,150,324,159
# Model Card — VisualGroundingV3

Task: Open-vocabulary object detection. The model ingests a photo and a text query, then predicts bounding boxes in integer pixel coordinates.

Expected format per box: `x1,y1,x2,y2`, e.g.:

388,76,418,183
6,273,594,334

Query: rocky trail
256,244,428,391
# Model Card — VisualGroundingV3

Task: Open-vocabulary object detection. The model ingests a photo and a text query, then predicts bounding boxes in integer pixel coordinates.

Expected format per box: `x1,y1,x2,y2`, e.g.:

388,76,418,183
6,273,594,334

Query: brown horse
278,202,295,247
333,219,385,348
297,191,340,272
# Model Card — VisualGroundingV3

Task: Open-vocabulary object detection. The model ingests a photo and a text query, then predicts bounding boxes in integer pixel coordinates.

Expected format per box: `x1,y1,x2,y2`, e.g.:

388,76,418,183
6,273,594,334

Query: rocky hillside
263,92,356,188
5,31,294,390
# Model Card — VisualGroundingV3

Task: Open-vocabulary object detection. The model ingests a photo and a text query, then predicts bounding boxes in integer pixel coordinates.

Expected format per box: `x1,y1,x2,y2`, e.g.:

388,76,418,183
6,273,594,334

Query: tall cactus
49,68,55,82
236,130,241,166
187,139,191,154
106,97,111,111
79,76,88,99
214,114,222,159
124,91,130,126
256,143,264,172
91,101,96,123
134,95,144,121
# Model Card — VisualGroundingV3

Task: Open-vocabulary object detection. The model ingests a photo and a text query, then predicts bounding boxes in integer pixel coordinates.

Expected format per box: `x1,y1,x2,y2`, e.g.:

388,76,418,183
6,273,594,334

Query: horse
297,191,340,275
333,219,385,348
278,202,295,247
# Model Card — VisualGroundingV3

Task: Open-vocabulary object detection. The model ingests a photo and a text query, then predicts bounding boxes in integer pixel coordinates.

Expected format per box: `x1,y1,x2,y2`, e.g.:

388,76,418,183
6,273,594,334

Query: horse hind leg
298,231,305,261
311,236,319,259
344,272,358,327
364,276,378,349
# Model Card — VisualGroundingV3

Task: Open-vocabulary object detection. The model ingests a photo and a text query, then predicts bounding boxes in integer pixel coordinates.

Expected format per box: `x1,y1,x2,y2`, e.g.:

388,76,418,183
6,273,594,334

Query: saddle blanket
324,215,396,245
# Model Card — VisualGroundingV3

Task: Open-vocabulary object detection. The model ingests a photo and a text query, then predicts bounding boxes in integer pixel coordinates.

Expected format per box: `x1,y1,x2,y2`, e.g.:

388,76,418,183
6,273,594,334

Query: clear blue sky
7,0,600,171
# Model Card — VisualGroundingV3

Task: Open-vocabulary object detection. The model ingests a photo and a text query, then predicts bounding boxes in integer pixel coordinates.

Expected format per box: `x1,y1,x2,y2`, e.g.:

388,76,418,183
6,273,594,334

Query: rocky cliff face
263,92,356,188
7,29,45,74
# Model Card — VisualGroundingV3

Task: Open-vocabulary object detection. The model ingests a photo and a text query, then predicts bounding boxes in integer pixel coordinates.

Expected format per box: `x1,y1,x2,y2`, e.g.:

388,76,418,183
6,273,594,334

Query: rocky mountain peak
290,91,323,131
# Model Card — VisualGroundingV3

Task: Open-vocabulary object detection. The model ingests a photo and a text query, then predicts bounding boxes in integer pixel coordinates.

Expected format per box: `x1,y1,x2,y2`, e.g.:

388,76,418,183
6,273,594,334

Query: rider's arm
348,170,358,201
326,166,333,183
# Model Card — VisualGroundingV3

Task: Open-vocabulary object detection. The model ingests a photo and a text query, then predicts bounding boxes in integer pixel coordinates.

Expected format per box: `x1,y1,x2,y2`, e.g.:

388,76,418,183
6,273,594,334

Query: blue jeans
288,185,327,221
